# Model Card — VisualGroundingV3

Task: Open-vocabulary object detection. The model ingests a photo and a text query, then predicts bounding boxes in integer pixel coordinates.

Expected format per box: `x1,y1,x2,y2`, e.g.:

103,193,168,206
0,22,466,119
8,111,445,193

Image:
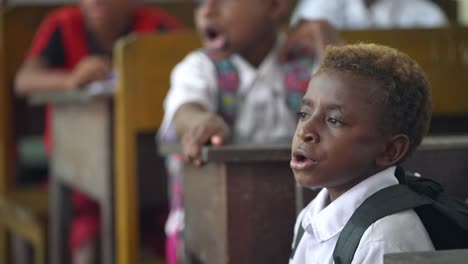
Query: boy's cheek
291,127,301,145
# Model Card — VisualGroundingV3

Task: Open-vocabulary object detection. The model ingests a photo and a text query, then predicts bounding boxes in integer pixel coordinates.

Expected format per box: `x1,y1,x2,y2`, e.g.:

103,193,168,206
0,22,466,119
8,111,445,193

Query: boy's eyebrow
301,98,313,107
301,98,345,113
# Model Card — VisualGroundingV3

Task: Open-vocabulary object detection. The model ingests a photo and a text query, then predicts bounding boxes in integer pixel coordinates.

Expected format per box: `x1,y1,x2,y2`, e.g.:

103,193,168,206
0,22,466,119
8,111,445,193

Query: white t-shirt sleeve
159,51,217,139
290,0,344,28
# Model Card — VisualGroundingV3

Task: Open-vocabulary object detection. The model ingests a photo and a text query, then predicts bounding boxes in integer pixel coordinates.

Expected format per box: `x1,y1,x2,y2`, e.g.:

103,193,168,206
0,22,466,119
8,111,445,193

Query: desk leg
0,225,8,263
50,178,71,264
100,197,114,264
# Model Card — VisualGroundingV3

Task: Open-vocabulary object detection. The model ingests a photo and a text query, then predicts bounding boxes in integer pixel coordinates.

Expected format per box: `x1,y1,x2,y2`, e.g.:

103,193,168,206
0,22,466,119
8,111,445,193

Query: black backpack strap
332,184,432,264
290,215,306,260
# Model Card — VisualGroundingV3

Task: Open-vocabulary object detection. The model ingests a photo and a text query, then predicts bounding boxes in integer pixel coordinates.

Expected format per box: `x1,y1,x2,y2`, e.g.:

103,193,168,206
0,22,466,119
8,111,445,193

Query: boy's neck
239,31,277,68
327,166,385,202
87,15,133,54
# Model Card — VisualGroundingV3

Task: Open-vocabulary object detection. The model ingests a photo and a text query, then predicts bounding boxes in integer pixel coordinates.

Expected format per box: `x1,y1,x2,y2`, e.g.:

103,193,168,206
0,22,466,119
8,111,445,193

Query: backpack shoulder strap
332,184,432,264
290,215,306,260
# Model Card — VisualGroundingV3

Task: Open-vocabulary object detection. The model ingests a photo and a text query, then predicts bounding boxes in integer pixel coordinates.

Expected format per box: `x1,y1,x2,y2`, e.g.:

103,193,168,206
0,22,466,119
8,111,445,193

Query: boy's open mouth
202,26,227,51
290,150,319,170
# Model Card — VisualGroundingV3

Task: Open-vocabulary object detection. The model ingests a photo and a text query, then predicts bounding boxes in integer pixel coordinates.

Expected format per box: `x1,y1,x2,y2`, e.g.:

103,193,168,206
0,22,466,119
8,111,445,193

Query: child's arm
174,102,230,167
15,55,111,95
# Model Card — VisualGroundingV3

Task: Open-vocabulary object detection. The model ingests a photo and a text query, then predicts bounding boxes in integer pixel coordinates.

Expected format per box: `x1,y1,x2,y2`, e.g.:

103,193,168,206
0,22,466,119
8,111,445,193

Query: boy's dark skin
175,0,290,166
290,69,409,201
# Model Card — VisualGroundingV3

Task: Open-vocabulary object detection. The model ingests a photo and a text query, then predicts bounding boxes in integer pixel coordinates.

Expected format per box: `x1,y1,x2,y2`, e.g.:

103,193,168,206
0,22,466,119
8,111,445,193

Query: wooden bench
114,32,201,264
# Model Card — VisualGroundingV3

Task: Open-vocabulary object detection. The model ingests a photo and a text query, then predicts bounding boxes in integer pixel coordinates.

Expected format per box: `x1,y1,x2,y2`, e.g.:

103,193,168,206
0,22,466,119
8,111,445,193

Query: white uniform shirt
291,0,448,29
160,36,300,144
290,166,435,264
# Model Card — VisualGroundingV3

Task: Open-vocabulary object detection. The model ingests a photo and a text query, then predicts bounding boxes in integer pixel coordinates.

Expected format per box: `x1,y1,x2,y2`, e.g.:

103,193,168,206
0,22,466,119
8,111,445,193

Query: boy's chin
294,173,324,190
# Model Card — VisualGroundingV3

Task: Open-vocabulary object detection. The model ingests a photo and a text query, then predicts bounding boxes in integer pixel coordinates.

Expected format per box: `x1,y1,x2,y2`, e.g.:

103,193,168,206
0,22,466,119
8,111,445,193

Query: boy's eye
327,117,344,127
297,112,309,120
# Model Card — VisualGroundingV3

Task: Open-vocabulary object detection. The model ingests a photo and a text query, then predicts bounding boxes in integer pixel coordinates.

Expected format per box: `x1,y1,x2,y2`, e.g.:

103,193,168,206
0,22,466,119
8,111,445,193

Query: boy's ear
376,134,410,167
268,0,290,20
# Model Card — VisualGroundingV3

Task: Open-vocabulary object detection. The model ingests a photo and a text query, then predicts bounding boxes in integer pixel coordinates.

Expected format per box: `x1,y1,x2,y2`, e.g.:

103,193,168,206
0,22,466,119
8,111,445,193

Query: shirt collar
302,166,398,242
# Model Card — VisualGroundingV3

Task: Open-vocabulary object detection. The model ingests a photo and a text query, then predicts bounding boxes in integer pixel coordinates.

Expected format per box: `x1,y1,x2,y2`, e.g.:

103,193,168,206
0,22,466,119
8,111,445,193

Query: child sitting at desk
159,0,317,262
15,0,182,263
289,43,434,263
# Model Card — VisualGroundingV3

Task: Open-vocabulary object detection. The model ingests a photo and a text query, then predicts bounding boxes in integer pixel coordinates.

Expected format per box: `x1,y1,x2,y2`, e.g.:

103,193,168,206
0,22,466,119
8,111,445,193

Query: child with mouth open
159,0,317,263
289,43,434,264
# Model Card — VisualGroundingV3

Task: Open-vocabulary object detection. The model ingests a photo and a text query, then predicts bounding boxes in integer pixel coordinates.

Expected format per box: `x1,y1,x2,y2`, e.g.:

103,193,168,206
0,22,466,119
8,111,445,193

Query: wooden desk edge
27,90,113,106
158,142,291,162
158,135,468,162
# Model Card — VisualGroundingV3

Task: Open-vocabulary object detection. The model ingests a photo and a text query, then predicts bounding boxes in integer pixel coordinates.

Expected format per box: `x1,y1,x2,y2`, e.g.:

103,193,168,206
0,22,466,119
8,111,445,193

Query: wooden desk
161,144,296,264
29,91,115,264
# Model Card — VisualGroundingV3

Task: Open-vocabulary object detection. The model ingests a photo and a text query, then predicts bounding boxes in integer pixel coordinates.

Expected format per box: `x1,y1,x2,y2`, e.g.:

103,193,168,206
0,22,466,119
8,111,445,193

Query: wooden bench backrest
113,32,201,264
341,27,468,115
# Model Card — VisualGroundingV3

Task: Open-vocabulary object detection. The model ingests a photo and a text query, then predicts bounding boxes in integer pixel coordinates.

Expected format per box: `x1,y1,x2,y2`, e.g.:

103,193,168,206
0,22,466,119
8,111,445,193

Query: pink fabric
165,232,179,264
69,192,100,254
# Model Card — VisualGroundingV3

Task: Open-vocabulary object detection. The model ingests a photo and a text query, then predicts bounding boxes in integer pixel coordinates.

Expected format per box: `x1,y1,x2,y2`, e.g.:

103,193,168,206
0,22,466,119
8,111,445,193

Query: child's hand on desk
66,56,111,90
181,113,230,167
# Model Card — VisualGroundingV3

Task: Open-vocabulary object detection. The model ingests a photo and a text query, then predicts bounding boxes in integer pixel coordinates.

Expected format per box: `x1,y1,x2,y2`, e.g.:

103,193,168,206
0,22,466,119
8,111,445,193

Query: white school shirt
290,166,435,264
290,0,448,29
160,35,299,144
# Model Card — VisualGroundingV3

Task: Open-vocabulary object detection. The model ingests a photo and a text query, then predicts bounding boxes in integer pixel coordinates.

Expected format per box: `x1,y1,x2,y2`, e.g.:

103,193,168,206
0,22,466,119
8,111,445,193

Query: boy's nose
298,127,320,143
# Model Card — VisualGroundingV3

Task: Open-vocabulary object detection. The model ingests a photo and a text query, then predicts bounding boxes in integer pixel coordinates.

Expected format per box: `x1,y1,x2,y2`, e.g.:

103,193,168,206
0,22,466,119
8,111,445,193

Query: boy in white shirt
161,0,316,155
289,43,434,264
160,0,316,262
291,0,448,30
281,0,448,61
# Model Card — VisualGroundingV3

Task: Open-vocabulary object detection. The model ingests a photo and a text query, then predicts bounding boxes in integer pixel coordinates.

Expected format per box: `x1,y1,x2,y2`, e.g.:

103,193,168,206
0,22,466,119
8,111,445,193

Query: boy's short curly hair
318,43,431,158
